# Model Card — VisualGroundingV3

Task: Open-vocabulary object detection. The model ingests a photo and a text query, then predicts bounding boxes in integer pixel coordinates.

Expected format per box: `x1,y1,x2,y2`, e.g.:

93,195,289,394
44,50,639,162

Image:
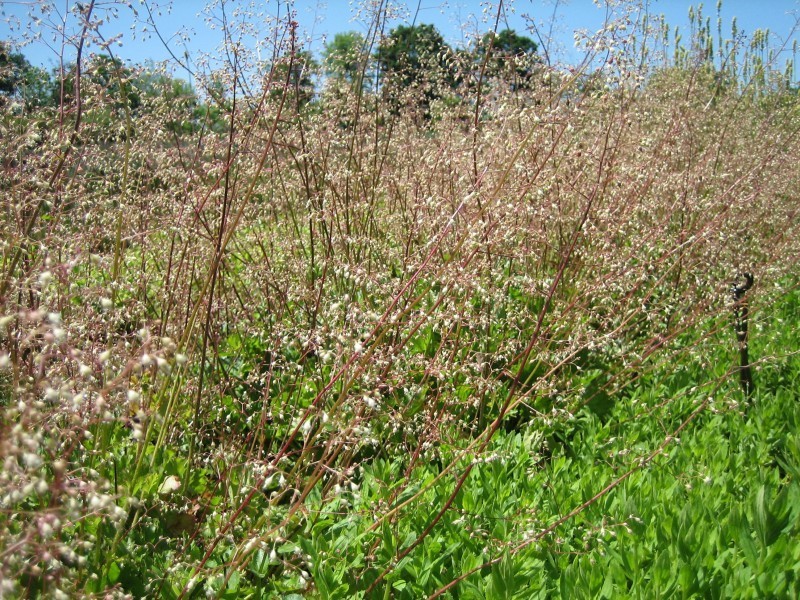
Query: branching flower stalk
0,0,96,303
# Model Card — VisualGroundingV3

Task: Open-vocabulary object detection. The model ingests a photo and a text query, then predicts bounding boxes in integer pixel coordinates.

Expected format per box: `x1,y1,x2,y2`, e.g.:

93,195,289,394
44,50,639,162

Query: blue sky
2,0,798,78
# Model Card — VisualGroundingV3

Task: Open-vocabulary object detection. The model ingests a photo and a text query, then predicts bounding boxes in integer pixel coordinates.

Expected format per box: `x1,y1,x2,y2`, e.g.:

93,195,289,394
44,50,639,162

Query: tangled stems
1,1,799,596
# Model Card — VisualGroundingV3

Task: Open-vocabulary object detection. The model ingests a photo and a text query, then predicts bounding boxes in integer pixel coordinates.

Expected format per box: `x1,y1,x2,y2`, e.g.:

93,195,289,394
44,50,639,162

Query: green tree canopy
323,31,367,84
132,67,199,134
481,29,538,58
271,49,317,107
52,55,141,110
477,29,539,88
375,24,455,91
0,41,28,96
0,42,54,110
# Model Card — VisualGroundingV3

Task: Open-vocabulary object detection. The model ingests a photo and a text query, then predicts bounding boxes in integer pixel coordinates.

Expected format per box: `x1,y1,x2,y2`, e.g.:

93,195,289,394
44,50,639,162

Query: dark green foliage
0,41,29,97
376,24,452,87
271,50,318,108
375,23,456,113
323,31,368,84
0,41,53,109
477,29,539,89
53,55,141,110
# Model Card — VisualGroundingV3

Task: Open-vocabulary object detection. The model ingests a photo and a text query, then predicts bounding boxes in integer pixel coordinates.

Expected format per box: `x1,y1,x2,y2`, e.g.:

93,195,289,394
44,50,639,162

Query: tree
271,49,317,108
0,41,28,96
477,29,539,89
323,31,367,84
0,42,54,110
52,55,141,110
375,24,455,94
483,29,537,58
19,65,54,109
1,41,35,106
132,67,199,134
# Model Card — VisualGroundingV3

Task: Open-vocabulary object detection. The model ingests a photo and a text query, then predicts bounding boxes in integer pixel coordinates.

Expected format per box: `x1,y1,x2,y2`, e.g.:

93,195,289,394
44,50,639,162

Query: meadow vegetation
1,1,799,597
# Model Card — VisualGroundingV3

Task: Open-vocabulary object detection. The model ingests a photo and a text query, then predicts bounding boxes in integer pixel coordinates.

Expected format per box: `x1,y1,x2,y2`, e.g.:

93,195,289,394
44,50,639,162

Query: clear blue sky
2,0,798,78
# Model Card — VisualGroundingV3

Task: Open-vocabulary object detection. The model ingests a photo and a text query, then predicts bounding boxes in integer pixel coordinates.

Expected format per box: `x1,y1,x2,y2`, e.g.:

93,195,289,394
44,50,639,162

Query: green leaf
107,561,121,585
489,551,514,599
753,484,774,549
733,507,760,566
560,563,576,598
382,520,395,556
599,571,615,599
